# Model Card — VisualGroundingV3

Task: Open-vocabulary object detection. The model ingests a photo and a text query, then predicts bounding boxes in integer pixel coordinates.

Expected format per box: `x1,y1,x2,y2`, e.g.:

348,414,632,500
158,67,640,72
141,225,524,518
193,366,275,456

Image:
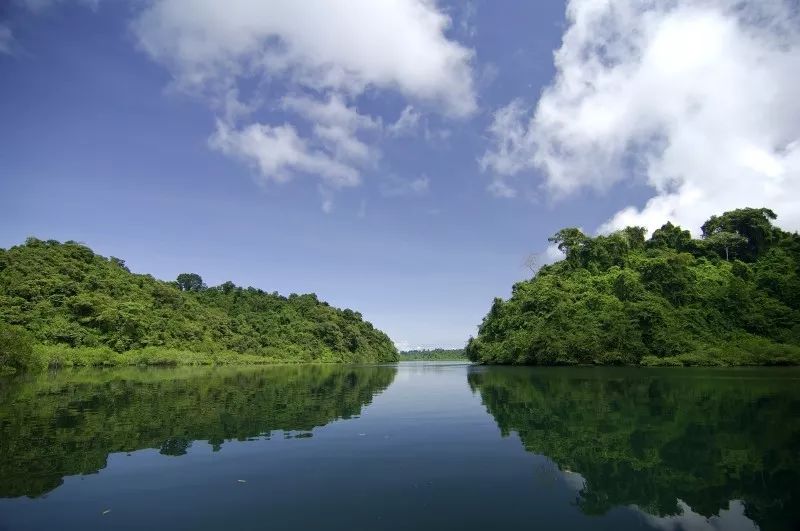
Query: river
1,362,798,530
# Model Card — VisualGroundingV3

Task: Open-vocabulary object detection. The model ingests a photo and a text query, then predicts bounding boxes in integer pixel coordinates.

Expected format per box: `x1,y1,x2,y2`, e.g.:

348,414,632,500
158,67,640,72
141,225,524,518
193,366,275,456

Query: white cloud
0,25,13,55
459,0,478,39
410,176,430,193
282,94,380,132
132,0,476,117
209,120,360,188
482,0,800,234
283,93,380,170
487,179,517,199
542,242,565,265
131,0,475,202
387,105,421,137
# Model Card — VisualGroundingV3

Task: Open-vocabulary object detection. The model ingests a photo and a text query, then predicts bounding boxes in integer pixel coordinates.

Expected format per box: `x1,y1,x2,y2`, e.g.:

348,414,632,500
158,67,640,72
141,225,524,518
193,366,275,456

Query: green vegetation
466,207,800,366
0,364,396,497
468,366,800,531
0,238,397,373
399,348,467,360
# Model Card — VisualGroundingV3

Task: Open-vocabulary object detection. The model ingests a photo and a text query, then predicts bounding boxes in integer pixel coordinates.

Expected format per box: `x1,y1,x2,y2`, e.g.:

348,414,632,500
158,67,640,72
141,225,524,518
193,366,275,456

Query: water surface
0,363,798,530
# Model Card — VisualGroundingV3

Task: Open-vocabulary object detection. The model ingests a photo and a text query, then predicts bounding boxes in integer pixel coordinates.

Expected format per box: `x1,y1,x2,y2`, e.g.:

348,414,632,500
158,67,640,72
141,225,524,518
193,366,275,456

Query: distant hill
0,238,397,372
466,207,800,366
399,348,466,360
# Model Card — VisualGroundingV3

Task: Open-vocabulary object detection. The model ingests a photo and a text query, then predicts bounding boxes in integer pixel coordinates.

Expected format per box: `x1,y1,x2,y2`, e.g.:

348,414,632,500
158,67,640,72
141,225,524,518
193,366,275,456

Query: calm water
0,362,798,530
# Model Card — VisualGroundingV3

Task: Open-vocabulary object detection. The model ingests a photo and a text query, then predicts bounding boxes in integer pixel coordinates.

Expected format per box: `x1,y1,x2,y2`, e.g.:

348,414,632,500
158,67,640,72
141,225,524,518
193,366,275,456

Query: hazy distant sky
1,0,798,349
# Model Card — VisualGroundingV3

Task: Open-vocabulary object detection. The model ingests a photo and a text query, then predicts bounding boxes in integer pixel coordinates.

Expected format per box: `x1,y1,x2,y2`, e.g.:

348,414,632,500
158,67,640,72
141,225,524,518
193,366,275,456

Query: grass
639,336,800,367
12,345,305,373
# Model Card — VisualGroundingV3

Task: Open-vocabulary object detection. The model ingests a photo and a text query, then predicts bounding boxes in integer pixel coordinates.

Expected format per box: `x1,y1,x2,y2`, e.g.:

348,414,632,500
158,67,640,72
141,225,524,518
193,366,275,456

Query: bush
0,322,36,374
640,355,683,367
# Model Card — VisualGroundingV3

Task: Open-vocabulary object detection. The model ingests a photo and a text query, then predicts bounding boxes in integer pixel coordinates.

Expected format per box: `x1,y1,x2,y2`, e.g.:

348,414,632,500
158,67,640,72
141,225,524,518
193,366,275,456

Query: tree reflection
0,364,396,497
468,366,800,531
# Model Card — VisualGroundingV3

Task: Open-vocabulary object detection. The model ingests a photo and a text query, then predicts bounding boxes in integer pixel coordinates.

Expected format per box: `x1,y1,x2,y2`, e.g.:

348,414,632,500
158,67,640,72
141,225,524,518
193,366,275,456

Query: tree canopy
0,239,398,371
466,207,800,366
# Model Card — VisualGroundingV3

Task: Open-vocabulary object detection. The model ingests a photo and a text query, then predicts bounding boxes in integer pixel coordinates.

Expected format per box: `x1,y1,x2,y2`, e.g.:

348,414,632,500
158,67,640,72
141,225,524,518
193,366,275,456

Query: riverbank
0,343,371,375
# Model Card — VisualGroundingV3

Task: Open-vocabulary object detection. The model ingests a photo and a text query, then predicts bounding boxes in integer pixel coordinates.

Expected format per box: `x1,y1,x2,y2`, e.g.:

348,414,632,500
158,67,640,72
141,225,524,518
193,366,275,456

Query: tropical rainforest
466,207,800,366
0,364,396,497
468,366,800,531
0,238,398,373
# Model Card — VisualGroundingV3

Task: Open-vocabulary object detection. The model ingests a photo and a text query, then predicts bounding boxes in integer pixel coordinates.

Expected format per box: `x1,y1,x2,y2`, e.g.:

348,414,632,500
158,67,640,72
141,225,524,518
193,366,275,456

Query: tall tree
701,207,777,260
176,273,205,292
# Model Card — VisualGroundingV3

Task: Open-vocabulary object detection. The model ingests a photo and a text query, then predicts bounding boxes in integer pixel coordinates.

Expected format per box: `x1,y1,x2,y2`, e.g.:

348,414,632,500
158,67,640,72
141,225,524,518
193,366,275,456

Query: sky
1,0,798,350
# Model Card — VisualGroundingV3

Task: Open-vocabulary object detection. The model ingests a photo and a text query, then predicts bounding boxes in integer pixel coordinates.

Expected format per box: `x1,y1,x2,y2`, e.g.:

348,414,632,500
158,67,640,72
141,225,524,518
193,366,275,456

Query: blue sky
1,0,798,349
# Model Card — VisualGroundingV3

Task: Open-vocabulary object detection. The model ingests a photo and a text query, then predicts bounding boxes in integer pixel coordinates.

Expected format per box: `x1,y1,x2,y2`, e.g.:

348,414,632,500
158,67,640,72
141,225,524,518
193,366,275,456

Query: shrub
0,322,36,374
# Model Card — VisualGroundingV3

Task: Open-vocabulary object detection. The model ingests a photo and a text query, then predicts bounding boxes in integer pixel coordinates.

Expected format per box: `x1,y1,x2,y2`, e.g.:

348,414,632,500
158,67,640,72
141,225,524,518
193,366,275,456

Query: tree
109,257,129,272
621,226,646,250
220,281,236,294
706,231,748,261
0,239,399,368
548,228,587,266
467,206,800,368
648,222,693,251
0,322,35,374
701,207,777,260
176,273,205,292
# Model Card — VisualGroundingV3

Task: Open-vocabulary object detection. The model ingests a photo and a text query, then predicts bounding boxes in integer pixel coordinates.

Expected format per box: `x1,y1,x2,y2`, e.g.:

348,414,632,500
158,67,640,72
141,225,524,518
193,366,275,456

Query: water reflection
0,364,396,498
468,366,800,531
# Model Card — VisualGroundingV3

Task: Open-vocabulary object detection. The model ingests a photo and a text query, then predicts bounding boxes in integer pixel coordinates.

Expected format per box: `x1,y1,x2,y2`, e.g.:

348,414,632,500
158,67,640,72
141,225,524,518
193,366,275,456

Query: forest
0,238,397,373
399,348,466,360
466,207,800,366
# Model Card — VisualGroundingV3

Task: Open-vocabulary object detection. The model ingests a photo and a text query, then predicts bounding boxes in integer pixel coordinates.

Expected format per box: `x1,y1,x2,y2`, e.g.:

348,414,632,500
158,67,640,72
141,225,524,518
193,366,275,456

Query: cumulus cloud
132,0,475,116
481,0,800,234
130,0,475,198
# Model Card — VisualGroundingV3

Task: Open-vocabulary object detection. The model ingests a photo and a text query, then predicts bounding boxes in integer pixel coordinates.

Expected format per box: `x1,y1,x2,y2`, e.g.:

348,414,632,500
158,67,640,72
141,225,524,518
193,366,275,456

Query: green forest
468,366,800,531
399,348,466,360
466,207,800,366
0,238,398,373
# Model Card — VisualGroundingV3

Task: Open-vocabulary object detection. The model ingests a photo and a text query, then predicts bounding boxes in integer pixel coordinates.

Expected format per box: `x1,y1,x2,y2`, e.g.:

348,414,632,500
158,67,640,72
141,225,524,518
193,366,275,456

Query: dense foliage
0,238,397,371
468,366,800,531
0,364,396,497
399,348,466,360
466,208,800,366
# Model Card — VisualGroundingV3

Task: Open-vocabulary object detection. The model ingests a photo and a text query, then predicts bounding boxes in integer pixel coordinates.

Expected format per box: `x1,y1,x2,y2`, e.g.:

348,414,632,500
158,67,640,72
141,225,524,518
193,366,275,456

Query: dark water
0,363,798,531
